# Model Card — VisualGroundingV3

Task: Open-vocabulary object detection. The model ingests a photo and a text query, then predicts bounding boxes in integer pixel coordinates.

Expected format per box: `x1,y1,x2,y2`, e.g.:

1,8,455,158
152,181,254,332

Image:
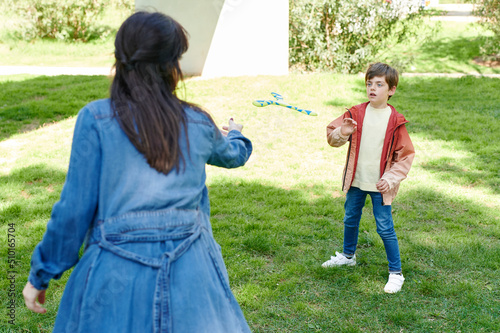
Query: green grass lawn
0,39,116,68
0,73,499,332
379,20,500,75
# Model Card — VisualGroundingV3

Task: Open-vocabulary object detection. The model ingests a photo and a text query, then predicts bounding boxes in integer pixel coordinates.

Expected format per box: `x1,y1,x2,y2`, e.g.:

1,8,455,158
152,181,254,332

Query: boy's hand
376,179,390,194
340,118,357,136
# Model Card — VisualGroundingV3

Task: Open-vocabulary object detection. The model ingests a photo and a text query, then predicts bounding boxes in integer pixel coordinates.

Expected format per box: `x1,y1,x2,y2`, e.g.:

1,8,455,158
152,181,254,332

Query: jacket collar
350,102,408,128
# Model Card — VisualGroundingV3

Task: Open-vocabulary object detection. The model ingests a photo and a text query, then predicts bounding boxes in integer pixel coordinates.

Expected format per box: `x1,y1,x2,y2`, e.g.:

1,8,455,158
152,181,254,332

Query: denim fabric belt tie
95,211,203,333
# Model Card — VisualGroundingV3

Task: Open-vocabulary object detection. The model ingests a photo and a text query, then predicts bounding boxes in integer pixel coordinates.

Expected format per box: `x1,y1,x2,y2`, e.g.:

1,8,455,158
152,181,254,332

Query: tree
469,0,500,60
289,0,426,73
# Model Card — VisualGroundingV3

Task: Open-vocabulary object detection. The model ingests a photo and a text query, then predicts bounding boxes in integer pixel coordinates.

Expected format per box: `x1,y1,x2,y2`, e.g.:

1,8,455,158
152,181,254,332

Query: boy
323,62,415,293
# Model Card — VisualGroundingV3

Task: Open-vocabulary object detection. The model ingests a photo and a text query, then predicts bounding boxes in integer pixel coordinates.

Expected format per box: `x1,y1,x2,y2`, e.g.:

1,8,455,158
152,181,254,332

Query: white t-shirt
352,104,391,192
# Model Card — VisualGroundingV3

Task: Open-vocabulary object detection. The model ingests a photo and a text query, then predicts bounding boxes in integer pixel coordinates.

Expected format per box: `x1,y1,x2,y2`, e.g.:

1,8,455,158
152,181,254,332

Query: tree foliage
289,0,426,73
469,0,500,59
12,0,133,42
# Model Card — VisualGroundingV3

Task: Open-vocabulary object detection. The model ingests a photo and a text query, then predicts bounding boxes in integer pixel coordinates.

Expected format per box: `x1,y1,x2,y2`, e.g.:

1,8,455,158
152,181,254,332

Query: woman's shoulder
81,98,113,119
184,105,216,127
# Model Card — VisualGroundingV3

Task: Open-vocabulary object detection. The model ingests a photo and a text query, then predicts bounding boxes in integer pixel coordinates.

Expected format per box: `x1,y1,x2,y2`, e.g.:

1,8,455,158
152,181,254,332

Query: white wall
135,0,288,77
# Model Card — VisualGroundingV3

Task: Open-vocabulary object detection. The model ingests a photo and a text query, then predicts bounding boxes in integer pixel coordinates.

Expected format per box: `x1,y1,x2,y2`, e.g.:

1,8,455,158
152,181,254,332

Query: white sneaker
321,251,356,268
384,273,405,293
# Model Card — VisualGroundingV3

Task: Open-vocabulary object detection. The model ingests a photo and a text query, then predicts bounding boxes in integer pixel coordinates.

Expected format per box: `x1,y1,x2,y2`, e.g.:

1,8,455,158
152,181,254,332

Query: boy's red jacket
326,102,415,205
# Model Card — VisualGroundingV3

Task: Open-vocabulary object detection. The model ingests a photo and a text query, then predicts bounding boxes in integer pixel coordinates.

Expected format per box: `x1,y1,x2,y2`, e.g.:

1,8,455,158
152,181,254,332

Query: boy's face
365,76,396,108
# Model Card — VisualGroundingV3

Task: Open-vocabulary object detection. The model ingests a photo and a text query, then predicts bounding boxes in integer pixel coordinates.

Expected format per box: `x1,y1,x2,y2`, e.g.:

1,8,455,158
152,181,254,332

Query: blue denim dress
28,99,253,333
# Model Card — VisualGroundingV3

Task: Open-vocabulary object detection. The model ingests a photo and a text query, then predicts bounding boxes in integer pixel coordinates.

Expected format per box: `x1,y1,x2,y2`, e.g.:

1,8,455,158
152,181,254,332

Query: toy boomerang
252,92,318,116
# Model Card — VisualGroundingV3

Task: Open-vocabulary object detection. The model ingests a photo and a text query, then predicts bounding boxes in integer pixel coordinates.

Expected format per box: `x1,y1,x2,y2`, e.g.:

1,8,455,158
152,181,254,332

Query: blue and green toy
252,92,318,116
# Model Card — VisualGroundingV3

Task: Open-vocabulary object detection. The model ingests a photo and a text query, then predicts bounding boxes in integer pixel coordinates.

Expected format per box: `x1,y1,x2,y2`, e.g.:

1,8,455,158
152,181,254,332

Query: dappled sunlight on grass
1,73,498,332
393,76,499,197
380,20,500,74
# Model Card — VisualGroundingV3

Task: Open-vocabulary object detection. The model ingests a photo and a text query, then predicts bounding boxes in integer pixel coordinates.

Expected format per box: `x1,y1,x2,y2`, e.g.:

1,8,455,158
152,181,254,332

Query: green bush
469,0,500,59
289,0,427,73
15,0,108,42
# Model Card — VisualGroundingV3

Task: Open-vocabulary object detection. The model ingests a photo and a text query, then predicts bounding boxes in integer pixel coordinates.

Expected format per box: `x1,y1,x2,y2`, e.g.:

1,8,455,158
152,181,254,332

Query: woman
23,11,252,332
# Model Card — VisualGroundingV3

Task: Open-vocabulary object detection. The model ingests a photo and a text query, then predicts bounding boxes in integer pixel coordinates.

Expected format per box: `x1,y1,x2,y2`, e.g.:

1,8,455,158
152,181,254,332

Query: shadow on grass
207,179,499,332
2,170,498,331
0,75,111,141
397,76,500,194
417,35,498,74
207,179,347,257
0,164,66,253
207,176,499,265
0,164,68,331
0,164,66,329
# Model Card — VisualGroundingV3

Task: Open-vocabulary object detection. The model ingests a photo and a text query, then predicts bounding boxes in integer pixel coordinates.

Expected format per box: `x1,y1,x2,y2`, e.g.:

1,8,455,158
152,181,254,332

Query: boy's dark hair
365,62,399,92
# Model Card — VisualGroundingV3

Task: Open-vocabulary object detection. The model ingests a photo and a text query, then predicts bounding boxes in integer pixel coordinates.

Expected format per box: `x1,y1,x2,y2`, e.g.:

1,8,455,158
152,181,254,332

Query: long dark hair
111,11,195,174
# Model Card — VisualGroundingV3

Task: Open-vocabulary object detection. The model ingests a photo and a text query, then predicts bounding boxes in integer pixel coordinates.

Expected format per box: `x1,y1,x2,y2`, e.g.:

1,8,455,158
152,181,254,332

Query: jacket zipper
384,121,408,173
342,109,353,191
381,121,407,206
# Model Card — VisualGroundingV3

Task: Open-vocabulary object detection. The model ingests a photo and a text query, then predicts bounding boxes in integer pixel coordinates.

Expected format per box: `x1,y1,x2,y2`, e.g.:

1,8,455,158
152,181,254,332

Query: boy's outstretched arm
327,115,357,147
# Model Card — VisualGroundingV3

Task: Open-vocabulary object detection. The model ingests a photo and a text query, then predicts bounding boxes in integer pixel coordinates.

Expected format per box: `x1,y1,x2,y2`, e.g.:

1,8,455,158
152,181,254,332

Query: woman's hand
23,281,47,314
221,118,243,136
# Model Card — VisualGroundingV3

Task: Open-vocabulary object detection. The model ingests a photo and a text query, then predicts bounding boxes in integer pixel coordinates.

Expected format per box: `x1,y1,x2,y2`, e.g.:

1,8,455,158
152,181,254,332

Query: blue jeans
343,187,402,273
